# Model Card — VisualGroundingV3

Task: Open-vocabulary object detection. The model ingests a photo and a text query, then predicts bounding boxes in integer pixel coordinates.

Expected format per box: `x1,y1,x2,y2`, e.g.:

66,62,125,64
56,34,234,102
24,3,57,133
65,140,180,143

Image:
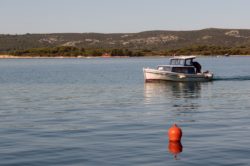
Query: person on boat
192,61,202,73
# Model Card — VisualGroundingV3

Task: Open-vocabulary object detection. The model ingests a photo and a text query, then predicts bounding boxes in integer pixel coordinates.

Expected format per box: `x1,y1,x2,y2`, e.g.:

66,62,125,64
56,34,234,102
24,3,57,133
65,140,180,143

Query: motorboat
143,56,213,82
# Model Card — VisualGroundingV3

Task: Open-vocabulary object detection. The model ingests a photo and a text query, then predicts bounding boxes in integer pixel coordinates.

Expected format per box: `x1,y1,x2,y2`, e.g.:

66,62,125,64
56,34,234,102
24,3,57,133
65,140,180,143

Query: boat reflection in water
144,81,202,103
144,81,203,122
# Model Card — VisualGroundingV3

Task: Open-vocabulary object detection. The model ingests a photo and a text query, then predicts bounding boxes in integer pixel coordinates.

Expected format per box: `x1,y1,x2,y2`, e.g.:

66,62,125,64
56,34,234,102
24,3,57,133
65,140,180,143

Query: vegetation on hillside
1,28,250,56
3,45,250,57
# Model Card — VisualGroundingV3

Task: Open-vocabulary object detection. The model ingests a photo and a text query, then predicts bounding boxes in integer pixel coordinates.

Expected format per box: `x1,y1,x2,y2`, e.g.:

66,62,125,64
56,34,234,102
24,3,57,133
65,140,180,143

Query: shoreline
0,55,108,59
0,54,249,59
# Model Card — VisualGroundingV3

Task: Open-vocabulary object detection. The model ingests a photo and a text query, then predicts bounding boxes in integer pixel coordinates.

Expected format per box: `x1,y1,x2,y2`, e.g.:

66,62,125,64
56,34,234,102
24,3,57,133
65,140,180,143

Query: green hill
1,28,250,56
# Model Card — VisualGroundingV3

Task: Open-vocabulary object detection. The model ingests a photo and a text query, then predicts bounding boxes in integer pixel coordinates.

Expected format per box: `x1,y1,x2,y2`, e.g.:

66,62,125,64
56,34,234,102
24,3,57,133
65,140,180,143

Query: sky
0,0,250,34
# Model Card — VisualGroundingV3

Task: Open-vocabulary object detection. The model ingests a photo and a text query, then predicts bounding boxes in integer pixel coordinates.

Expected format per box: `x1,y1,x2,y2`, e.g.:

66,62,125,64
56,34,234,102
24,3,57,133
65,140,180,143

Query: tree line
8,46,145,57
2,45,250,57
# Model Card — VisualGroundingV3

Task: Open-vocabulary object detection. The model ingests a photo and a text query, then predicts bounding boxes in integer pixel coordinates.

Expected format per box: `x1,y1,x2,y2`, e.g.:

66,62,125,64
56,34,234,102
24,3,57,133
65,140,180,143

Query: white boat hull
143,68,213,82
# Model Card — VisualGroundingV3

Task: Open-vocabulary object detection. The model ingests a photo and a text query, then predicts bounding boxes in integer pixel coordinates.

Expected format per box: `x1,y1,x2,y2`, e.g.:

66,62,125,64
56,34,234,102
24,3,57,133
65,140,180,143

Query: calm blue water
0,56,250,166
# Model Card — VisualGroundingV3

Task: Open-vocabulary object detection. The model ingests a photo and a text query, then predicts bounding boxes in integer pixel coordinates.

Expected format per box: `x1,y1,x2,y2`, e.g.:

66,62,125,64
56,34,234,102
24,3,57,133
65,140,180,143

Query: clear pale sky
1,0,250,34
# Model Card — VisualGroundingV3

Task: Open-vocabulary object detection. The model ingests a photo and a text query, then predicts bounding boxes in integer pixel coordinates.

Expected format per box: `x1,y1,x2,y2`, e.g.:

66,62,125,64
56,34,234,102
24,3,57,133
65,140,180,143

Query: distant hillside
1,28,250,56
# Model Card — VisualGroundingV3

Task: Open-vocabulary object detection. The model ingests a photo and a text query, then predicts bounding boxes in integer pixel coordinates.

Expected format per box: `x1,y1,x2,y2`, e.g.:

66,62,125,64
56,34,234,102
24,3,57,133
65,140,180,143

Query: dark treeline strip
2,45,250,57
6,46,144,57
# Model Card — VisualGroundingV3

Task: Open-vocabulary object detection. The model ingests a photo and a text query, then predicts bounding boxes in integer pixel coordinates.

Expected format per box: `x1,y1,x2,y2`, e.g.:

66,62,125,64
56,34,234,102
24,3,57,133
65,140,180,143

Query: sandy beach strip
0,55,48,59
0,55,91,59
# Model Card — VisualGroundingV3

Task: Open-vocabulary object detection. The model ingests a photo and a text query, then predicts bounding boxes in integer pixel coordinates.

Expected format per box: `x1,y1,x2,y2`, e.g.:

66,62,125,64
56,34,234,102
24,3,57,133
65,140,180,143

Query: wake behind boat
143,56,213,82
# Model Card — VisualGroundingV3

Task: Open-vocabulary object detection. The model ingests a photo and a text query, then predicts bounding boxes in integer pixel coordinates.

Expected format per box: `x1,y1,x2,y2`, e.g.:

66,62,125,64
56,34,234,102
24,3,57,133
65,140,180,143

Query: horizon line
1,27,250,35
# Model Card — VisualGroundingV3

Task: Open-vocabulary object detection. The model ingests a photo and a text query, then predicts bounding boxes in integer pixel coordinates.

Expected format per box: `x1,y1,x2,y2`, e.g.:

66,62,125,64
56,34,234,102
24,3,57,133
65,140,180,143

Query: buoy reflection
168,141,183,160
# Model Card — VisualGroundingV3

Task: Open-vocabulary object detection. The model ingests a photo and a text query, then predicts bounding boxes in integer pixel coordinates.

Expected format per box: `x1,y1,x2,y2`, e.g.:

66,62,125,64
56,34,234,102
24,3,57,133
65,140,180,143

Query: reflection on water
168,141,183,160
144,81,201,101
144,82,204,123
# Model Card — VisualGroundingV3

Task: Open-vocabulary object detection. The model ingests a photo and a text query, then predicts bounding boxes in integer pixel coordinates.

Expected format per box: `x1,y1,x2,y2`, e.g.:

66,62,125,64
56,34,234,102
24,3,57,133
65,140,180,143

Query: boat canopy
170,55,196,60
170,56,196,66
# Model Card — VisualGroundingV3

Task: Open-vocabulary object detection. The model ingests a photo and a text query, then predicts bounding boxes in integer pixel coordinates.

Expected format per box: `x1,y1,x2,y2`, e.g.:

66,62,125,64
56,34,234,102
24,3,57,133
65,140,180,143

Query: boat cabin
172,66,195,74
157,56,200,74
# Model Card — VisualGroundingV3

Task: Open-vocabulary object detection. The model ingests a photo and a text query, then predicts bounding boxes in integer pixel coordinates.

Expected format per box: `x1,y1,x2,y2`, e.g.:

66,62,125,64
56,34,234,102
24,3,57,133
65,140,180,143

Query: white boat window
158,66,164,70
158,66,171,71
180,60,185,65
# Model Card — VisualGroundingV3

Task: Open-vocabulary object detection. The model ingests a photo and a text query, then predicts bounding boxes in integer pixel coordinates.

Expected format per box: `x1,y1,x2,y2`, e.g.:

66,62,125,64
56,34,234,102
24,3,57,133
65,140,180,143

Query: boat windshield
170,59,185,65
170,58,194,66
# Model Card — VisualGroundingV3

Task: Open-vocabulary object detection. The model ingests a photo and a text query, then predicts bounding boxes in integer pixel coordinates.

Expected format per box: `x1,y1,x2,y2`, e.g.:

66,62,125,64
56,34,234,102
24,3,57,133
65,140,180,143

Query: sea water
0,56,250,165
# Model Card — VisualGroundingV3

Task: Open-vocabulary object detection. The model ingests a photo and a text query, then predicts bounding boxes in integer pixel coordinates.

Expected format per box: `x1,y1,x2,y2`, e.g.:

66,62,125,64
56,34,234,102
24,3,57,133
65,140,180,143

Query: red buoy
168,124,182,142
